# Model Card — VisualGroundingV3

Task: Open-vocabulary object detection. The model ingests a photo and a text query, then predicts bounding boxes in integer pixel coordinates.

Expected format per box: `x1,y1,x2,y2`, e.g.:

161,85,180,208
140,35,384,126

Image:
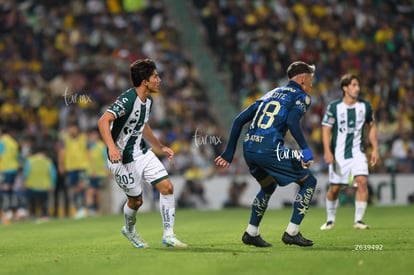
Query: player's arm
98,112,121,163
322,125,334,164
142,123,174,162
367,121,379,167
215,103,257,168
286,109,313,167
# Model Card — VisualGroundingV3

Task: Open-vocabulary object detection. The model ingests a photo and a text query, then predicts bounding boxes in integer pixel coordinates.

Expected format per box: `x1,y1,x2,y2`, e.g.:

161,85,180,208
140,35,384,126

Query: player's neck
343,95,357,106
135,87,148,102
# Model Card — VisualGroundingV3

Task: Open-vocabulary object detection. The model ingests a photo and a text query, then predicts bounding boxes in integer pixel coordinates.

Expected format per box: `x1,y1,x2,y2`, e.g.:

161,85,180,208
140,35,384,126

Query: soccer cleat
162,235,188,248
122,227,149,248
74,208,87,219
320,221,335,230
242,232,272,247
353,221,370,229
282,232,314,247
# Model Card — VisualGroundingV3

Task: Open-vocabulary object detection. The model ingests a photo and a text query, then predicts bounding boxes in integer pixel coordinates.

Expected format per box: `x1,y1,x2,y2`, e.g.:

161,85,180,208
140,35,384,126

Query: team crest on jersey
296,100,307,112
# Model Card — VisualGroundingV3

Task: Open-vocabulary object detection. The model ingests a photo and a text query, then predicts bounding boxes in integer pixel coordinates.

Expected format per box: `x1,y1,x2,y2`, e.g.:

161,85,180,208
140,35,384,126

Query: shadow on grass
152,244,274,254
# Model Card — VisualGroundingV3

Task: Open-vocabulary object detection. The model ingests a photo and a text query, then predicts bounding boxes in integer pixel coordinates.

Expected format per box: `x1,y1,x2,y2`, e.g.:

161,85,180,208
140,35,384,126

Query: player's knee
127,197,143,209
302,173,317,188
156,180,174,195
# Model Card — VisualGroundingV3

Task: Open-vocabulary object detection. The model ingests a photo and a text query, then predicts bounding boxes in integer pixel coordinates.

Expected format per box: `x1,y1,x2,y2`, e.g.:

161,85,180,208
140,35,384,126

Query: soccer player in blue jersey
98,59,187,248
215,61,317,247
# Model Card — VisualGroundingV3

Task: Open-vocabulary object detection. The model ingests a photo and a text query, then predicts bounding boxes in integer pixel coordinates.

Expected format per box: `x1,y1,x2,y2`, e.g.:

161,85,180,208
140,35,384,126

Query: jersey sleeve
321,103,335,127
107,93,134,119
220,102,258,162
364,100,374,123
292,93,312,117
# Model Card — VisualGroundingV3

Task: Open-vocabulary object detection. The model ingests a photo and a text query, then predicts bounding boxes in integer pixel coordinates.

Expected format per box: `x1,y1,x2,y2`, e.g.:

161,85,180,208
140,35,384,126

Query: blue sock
290,174,317,224
249,183,276,226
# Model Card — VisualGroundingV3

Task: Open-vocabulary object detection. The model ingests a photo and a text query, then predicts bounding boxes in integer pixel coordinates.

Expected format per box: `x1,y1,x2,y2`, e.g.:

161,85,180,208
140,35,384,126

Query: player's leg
353,175,369,229
282,173,316,247
108,161,148,248
351,155,370,229
320,184,342,230
154,178,187,248
242,172,275,247
121,194,149,248
72,170,87,219
143,151,186,248
86,178,98,216
241,151,278,247
1,172,16,224
321,161,350,230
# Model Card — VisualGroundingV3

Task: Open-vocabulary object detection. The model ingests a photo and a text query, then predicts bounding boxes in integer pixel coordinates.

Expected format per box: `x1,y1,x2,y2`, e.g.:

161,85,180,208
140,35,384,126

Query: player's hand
370,149,379,167
108,146,121,163
324,151,334,164
161,146,174,162
214,156,231,168
301,148,314,169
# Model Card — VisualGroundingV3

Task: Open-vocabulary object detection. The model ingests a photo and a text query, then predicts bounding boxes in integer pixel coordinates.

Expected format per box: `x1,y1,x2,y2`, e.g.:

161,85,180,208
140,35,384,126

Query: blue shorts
65,170,87,187
1,171,17,186
243,150,311,186
89,177,105,189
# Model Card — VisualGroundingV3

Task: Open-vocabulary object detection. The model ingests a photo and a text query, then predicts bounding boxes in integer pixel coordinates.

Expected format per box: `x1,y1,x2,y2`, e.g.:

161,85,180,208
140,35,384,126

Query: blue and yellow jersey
61,132,89,171
0,134,19,172
88,140,108,177
221,81,311,161
23,153,57,191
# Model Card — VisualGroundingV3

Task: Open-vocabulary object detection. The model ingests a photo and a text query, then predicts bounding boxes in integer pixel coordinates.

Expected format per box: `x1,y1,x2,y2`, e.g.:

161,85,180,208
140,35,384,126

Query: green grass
1,205,413,275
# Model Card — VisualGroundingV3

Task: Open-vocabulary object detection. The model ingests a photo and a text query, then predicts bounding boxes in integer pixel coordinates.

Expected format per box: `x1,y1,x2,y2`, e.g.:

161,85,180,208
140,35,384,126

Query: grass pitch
1,205,413,275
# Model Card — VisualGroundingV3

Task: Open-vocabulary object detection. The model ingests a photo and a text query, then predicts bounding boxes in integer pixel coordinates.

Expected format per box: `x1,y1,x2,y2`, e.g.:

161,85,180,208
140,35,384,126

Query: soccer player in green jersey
320,74,379,230
98,59,186,248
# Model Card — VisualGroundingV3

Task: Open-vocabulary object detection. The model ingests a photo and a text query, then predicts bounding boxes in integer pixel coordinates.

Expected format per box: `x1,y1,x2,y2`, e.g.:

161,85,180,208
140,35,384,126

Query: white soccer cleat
122,227,149,248
162,235,188,248
74,208,87,219
320,221,335,230
353,221,370,229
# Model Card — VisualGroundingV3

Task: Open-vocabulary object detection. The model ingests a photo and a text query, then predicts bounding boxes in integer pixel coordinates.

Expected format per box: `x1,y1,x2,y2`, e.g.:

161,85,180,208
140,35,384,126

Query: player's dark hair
340,73,360,89
287,61,315,79
340,73,360,96
130,59,157,87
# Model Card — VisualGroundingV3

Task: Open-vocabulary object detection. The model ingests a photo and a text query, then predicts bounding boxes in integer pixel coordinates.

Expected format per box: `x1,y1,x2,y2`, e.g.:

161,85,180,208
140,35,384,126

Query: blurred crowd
192,0,414,174
1,0,414,222
0,0,223,221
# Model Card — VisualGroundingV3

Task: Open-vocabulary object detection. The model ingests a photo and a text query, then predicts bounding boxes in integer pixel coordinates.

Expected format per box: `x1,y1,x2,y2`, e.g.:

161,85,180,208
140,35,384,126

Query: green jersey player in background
320,74,379,231
98,59,187,248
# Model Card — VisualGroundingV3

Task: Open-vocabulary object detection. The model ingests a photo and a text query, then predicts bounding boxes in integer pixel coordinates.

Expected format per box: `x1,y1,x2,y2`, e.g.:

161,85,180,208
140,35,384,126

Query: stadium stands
0,0,412,188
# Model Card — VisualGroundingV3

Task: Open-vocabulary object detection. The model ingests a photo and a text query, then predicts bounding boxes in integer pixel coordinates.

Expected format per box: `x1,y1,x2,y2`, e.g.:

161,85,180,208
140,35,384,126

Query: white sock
123,203,137,233
354,201,367,222
246,224,259,237
286,222,299,236
326,198,339,222
160,194,175,237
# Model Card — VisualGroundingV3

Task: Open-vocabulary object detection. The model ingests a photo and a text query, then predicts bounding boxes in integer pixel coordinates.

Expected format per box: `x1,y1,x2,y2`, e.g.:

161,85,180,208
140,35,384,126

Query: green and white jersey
107,88,152,164
322,98,374,160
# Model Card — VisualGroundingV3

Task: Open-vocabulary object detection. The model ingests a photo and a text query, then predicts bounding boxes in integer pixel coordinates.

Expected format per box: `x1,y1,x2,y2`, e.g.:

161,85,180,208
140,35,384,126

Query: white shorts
328,154,368,185
107,150,168,197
